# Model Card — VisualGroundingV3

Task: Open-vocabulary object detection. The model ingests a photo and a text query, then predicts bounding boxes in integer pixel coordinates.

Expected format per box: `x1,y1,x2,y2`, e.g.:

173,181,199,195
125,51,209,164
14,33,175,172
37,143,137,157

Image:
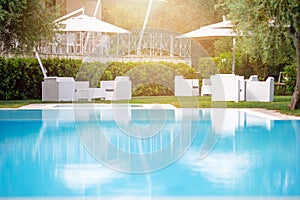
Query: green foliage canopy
223,0,299,66
222,0,300,109
102,0,220,34
0,0,59,54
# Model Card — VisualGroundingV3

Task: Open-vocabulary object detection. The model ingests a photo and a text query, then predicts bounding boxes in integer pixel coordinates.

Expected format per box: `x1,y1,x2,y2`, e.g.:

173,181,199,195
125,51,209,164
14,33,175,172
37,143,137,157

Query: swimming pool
0,106,299,199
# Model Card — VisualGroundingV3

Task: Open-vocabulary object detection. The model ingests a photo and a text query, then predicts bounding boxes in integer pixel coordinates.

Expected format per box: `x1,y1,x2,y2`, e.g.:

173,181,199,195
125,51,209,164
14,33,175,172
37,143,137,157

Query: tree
102,0,221,56
0,0,59,55
223,0,300,109
102,0,220,34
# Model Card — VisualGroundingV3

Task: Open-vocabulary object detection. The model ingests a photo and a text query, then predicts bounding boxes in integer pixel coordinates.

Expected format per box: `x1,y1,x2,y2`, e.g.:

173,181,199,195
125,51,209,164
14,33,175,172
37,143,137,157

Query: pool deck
16,103,177,110
6,103,300,120
249,108,300,120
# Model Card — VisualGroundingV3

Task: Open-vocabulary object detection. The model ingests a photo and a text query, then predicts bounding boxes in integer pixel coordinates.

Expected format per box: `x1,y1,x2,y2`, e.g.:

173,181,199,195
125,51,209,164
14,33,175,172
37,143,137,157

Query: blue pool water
0,107,299,198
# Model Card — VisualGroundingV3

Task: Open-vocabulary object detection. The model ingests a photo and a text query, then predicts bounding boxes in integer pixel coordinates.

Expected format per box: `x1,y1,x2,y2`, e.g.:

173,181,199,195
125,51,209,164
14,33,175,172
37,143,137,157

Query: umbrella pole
83,32,90,53
137,0,153,55
34,47,47,78
67,32,69,54
83,0,101,53
80,32,83,55
94,0,102,19
232,37,236,74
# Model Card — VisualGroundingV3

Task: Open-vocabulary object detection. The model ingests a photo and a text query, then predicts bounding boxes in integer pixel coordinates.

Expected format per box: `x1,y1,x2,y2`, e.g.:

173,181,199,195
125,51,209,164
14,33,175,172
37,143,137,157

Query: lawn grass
1,96,300,116
129,96,300,116
0,100,42,108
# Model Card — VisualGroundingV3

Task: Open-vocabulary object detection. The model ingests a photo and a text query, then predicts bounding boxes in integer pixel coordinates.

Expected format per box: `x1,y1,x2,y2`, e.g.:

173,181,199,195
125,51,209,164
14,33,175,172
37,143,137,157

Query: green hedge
0,57,81,100
0,57,196,100
0,57,42,100
76,61,197,96
282,63,297,94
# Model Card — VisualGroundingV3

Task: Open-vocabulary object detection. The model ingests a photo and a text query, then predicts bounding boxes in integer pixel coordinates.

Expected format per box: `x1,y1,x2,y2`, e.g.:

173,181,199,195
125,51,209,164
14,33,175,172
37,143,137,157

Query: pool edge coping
1,104,300,120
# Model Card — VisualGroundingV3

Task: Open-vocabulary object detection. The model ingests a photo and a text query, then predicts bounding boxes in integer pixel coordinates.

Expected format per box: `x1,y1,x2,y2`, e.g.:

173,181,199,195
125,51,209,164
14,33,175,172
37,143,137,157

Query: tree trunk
289,33,300,110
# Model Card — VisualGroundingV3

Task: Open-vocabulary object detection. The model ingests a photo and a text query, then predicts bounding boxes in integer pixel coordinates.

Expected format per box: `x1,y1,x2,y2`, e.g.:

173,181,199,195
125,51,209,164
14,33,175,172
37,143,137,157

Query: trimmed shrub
283,63,297,94
0,57,43,100
0,57,82,100
0,58,196,100
77,61,197,96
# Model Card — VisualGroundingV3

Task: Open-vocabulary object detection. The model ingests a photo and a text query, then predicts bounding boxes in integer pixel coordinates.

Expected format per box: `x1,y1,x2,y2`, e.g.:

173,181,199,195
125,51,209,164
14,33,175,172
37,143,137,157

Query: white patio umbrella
179,16,237,74
201,16,234,29
182,27,236,38
60,14,129,33
58,14,129,54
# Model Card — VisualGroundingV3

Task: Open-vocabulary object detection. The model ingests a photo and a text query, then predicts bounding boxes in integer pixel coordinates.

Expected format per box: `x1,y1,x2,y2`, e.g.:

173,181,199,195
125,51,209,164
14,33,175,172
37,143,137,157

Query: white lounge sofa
210,74,245,102
75,81,106,101
42,77,75,101
174,76,199,96
42,77,106,101
245,75,274,102
100,76,132,100
201,79,212,96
